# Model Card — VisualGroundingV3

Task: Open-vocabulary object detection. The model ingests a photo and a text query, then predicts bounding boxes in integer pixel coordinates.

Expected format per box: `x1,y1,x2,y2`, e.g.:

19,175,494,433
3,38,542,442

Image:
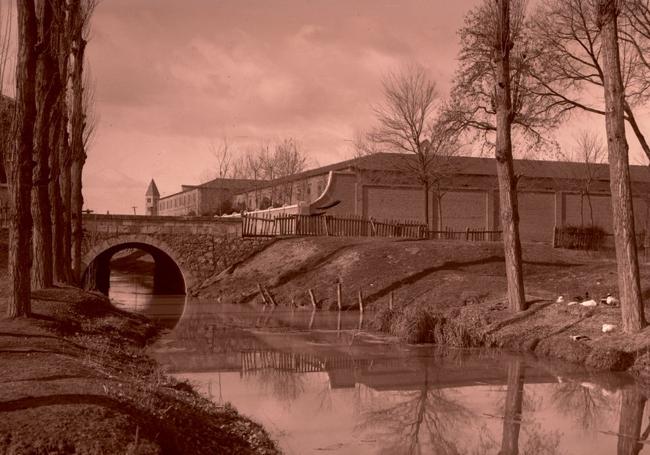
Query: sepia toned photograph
4,0,650,453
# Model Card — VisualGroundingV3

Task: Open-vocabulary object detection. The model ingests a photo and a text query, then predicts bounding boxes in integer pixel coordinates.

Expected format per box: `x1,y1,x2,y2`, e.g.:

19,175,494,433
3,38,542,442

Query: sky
81,0,650,214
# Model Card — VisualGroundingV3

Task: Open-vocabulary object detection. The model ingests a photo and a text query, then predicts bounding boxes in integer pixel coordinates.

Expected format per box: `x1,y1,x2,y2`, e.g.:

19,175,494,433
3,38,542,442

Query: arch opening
82,242,187,296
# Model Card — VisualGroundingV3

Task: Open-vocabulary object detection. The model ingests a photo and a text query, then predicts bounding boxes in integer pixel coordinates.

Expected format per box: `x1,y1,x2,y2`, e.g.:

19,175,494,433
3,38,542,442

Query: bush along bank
0,288,279,455
370,298,650,380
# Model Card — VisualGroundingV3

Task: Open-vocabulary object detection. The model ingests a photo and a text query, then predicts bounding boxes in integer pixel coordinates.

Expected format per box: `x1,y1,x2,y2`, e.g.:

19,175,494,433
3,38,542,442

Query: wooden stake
257,282,269,305
389,291,393,310
309,308,316,329
308,288,317,309
357,289,364,313
263,285,278,306
337,282,342,311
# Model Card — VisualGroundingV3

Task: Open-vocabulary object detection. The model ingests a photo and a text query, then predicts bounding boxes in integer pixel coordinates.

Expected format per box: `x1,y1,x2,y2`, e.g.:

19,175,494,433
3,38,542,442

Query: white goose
579,292,597,307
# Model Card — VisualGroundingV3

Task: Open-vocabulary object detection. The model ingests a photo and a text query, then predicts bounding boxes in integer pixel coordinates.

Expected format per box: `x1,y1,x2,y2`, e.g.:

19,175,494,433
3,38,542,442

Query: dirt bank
0,287,279,454
198,236,650,379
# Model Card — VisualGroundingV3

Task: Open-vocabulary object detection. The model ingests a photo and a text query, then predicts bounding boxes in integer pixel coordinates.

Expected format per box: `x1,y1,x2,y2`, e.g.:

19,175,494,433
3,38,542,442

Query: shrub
390,306,436,343
555,225,606,250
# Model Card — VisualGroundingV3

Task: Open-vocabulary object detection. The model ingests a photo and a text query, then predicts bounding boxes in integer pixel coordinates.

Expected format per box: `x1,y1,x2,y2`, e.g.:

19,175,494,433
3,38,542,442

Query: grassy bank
0,287,279,454
368,280,650,382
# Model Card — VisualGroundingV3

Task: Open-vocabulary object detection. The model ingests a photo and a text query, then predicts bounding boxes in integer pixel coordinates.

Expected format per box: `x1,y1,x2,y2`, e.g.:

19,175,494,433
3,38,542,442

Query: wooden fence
242,213,501,241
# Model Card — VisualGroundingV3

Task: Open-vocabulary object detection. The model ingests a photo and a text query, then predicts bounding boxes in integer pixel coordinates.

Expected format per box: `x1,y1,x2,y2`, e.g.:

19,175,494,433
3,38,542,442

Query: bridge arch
81,234,197,295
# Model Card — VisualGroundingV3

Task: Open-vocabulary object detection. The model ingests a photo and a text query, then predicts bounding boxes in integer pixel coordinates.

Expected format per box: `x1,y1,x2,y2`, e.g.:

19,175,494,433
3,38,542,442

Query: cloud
84,0,482,213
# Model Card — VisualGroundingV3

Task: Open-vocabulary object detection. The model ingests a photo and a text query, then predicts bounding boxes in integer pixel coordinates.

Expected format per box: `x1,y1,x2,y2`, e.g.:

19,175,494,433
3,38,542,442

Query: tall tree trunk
599,0,646,333
499,358,524,455
55,2,73,284
49,114,66,282
61,160,72,281
32,0,59,289
7,0,38,318
71,159,84,281
495,0,526,312
69,0,87,283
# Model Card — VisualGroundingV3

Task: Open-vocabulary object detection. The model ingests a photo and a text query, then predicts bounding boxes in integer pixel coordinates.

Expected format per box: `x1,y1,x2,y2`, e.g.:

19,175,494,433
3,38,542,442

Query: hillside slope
197,237,636,311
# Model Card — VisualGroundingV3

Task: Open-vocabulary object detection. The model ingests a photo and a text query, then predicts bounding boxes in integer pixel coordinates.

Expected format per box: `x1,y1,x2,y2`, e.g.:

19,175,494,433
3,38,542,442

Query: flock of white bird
555,293,619,333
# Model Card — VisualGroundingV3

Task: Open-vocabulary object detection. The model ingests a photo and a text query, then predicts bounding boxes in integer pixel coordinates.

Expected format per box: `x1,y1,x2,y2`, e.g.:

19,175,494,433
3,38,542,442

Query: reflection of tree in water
495,359,562,455
243,367,306,409
356,365,475,455
357,358,561,455
551,381,614,431
616,389,648,455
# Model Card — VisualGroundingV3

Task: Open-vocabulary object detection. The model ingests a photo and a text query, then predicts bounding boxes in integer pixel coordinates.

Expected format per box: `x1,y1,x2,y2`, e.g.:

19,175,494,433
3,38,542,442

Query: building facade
234,153,650,243
150,177,258,217
147,153,650,243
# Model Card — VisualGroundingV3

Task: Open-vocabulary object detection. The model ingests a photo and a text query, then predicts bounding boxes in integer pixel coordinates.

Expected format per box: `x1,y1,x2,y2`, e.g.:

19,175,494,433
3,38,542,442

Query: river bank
197,236,650,380
0,286,279,454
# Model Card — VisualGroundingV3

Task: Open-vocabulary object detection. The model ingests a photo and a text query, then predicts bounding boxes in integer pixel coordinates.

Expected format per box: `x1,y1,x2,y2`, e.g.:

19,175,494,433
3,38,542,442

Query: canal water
110,263,649,455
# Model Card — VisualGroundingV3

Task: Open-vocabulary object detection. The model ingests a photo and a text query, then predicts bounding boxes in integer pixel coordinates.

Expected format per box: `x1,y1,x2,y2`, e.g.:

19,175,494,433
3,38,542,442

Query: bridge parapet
82,214,242,236
81,214,271,294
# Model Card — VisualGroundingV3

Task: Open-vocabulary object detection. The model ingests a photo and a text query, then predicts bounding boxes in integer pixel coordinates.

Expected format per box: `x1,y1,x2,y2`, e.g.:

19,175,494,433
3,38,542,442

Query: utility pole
132,206,137,215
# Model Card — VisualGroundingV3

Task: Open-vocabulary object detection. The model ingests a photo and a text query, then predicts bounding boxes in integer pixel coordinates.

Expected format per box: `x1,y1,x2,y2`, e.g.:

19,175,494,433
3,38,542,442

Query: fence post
465,227,470,240
552,225,557,248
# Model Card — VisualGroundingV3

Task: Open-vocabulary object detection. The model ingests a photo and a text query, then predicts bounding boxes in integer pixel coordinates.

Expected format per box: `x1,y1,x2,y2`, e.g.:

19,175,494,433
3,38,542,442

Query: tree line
359,0,646,332
203,136,309,210
5,0,95,318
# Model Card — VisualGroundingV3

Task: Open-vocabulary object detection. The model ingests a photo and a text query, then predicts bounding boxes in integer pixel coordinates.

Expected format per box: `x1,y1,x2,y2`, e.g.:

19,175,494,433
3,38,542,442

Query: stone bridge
81,214,270,295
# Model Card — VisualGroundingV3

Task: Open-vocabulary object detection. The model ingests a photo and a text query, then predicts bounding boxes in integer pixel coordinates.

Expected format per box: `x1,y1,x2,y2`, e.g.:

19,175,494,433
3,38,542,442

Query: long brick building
147,153,650,243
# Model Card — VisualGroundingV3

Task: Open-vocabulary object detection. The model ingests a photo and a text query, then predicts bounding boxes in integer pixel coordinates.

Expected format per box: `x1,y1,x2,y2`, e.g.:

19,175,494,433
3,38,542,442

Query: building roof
145,179,160,197
234,152,650,194
198,177,260,190
158,176,262,201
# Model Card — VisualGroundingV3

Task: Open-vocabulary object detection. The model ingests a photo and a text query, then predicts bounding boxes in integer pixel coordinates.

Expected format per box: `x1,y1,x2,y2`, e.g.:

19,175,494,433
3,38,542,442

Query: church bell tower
145,179,160,216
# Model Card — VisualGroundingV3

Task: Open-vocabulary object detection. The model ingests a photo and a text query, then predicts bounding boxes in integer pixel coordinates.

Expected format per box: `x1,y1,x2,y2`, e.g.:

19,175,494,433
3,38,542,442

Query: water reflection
151,317,649,455
108,254,185,327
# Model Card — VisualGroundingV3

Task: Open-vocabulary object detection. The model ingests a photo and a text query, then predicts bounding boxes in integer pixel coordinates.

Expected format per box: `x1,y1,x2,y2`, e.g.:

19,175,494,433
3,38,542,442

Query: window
147,197,151,203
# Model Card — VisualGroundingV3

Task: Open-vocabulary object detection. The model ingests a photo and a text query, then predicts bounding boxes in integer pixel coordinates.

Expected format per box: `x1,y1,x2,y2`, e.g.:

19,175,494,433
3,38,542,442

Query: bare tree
446,0,563,157
31,0,61,289
7,0,37,317
273,137,307,204
70,0,97,282
51,0,73,283
597,0,645,333
368,65,457,228
243,147,264,209
493,0,527,312
207,137,232,180
528,0,650,164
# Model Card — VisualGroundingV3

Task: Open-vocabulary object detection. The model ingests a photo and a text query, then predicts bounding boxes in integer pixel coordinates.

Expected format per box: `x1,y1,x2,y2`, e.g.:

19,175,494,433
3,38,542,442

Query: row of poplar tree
6,0,95,318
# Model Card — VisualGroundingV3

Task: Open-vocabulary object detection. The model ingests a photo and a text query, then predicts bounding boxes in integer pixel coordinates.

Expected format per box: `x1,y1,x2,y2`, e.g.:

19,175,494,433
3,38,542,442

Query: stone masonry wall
81,215,273,293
